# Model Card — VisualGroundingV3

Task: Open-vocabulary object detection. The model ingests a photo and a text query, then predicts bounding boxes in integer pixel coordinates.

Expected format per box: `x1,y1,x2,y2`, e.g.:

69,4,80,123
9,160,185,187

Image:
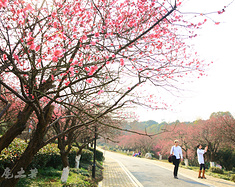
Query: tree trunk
75,146,85,169
60,152,69,183
184,159,189,166
0,104,33,153
75,155,81,169
0,124,45,186
0,105,54,186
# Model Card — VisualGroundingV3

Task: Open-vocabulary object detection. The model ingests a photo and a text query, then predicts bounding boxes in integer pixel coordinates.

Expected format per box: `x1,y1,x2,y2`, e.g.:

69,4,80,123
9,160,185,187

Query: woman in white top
197,144,208,179
170,140,183,179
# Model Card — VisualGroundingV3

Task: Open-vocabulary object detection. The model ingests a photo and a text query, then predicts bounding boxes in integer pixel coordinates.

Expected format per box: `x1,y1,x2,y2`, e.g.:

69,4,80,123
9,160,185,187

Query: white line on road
112,157,144,187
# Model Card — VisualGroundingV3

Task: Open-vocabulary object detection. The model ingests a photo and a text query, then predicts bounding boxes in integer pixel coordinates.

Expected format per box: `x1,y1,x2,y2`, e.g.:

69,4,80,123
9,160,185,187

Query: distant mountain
140,120,158,127
125,120,168,134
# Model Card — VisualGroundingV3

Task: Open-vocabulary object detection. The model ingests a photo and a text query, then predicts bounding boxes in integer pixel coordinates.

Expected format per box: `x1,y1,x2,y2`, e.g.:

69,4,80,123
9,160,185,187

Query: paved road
103,151,211,187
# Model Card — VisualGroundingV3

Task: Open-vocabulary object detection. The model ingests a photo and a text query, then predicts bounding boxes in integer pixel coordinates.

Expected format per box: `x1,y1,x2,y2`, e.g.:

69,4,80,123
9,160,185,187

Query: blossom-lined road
102,150,212,187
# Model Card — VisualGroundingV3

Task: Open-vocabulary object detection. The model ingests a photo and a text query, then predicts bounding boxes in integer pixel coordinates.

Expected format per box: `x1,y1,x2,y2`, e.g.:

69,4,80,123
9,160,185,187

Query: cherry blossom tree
195,112,235,162
211,112,235,144
0,0,213,185
51,96,121,182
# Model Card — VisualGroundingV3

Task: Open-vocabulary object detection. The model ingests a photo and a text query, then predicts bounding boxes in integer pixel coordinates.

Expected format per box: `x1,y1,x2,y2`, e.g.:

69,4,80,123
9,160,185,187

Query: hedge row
0,138,103,173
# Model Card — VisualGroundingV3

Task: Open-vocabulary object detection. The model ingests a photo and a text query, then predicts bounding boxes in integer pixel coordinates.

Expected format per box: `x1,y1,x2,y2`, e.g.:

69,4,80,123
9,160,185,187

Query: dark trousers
199,164,205,170
173,159,180,177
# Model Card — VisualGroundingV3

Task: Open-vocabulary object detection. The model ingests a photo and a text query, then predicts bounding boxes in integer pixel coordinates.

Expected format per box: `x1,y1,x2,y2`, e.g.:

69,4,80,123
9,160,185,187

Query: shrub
45,153,61,169
89,148,104,161
231,174,235,182
188,158,198,167
215,147,235,171
38,167,61,177
0,138,95,171
181,160,185,166
0,138,28,173
29,143,60,169
209,167,224,174
81,149,93,162
0,138,28,160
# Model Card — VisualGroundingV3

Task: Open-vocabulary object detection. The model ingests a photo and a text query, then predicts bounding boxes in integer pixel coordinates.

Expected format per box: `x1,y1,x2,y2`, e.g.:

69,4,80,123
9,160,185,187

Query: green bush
0,138,95,171
38,167,61,177
231,174,235,182
0,138,28,173
89,148,104,161
209,167,224,174
28,143,60,169
216,147,235,171
81,149,93,162
232,167,235,173
45,153,61,169
0,138,28,159
188,158,199,167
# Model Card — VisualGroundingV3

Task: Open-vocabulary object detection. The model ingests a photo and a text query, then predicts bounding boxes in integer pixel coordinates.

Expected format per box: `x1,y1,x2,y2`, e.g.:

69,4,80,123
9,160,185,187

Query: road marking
112,157,144,187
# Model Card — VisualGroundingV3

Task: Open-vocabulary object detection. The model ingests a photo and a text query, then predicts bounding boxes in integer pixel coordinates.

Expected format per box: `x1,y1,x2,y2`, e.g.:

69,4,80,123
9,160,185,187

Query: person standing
170,140,183,179
197,144,208,179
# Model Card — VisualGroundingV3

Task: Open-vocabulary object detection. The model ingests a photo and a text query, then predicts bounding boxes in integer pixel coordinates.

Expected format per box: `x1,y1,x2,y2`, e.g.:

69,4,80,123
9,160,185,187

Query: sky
137,0,235,123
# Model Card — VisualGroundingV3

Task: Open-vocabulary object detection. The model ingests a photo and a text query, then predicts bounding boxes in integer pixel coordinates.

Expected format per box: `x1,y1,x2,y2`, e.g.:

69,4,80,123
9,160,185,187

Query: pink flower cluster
0,0,8,8
88,65,98,76
27,35,35,50
52,49,62,62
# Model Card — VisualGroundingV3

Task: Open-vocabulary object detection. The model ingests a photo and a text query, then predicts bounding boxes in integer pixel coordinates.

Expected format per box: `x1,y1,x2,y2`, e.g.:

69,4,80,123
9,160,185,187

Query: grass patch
180,164,235,182
16,164,102,187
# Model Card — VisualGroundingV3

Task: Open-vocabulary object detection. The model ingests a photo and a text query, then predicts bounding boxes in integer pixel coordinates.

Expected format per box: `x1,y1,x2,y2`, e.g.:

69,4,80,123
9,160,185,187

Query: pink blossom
35,45,40,51
54,49,62,57
112,54,116,58
53,22,57,28
69,66,74,72
88,65,98,75
91,41,96,45
65,81,70,86
120,58,124,66
98,90,104,95
69,66,75,77
95,32,99,37
3,54,7,61
51,75,55,81
51,12,57,18
13,54,19,62
85,67,89,71
82,35,87,40
25,4,33,10
86,78,93,83
27,36,34,46
52,56,58,62
30,44,35,50
0,0,8,8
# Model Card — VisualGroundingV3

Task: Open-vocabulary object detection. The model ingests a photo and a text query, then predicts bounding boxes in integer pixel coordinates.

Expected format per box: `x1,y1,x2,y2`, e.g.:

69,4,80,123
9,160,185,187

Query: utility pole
92,125,97,179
